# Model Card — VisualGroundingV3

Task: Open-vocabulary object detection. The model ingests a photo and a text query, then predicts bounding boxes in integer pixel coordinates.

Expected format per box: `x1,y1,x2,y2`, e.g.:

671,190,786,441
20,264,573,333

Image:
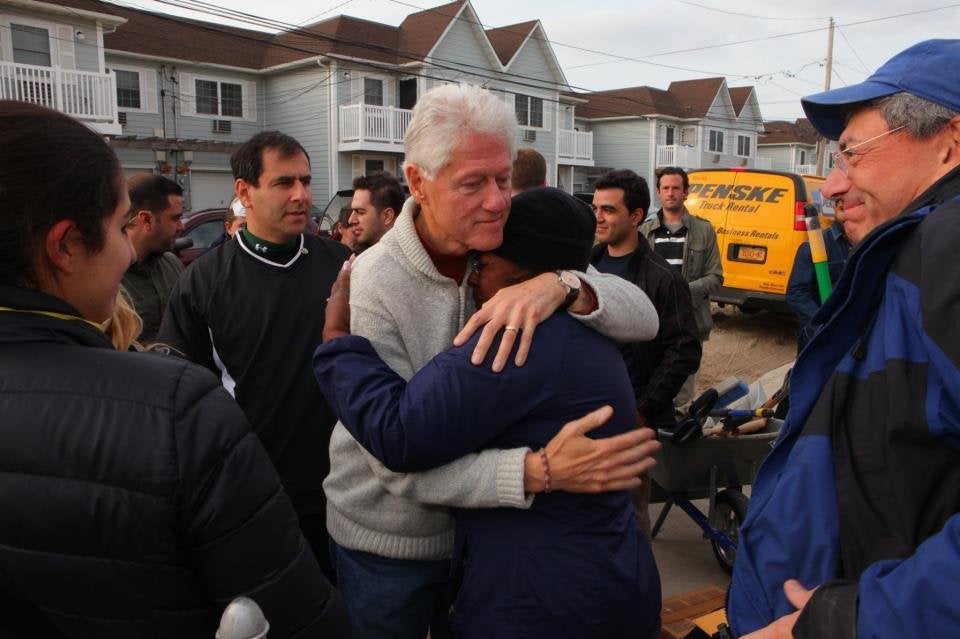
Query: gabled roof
55,0,277,69
485,20,538,66
666,77,726,118
30,0,548,79
728,87,753,116
573,86,682,120
269,15,401,67
398,0,467,60
759,119,820,145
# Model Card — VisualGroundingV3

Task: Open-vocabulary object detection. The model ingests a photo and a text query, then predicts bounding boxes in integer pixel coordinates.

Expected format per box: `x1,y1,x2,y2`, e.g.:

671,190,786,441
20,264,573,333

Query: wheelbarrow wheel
710,489,749,574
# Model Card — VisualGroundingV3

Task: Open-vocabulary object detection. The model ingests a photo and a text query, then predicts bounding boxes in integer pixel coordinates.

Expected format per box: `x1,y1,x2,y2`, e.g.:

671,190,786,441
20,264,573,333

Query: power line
836,25,871,73
100,0,772,125
671,0,829,21
565,3,960,71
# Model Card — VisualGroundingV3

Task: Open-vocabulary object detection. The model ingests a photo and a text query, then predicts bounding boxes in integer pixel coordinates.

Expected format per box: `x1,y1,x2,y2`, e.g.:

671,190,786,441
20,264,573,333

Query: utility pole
815,17,835,175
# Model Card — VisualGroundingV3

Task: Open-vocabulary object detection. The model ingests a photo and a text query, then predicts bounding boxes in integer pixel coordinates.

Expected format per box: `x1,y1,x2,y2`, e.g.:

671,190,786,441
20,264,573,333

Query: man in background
511,147,547,194
122,174,185,342
590,168,701,537
349,171,403,252
639,166,722,405
785,219,851,350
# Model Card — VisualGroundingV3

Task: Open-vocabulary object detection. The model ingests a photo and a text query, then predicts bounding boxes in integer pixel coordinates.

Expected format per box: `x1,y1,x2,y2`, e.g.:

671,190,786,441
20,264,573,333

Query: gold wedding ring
504,325,520,332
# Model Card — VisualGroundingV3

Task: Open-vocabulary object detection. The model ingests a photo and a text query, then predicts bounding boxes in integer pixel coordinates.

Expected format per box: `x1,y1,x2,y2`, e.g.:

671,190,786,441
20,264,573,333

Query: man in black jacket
159,131,351,582
591,169,702,537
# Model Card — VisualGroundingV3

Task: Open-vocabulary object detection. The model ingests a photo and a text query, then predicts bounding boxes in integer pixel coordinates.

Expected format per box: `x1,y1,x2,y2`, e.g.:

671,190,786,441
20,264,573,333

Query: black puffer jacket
590,239,702,427
0,286,350,638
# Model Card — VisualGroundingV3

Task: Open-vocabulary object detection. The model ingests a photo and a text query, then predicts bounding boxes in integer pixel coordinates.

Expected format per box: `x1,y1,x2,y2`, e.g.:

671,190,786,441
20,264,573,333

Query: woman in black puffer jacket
0,101,350,639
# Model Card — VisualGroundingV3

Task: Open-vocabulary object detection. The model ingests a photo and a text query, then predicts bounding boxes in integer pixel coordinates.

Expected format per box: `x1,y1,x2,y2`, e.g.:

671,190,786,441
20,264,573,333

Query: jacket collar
0,285,112,349
650,207,692,230
589,231,650,269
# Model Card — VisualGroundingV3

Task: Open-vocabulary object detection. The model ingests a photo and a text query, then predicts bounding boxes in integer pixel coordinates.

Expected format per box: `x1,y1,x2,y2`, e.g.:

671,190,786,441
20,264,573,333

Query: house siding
174,64,263,142
757,145,796,173
265,66,332,205
428,13,499,82
592,119,652,178
0,10,99,72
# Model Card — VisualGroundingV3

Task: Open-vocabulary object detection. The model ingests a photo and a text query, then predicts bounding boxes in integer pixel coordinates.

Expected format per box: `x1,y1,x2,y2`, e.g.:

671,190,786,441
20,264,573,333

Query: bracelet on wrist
539,448,552,493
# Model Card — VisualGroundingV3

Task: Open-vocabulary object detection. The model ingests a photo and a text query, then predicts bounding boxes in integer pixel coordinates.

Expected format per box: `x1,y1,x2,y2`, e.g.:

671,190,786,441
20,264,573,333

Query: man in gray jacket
640,166,723,405
322,84,661,639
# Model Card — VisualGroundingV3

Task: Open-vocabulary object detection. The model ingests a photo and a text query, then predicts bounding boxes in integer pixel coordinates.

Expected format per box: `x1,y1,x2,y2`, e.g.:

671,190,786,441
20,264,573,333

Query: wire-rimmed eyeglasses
831,125,906,175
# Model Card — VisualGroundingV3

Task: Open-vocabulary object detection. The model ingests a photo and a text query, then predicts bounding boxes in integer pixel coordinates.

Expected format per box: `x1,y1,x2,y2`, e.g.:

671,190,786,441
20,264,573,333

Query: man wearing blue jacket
728,39,960,639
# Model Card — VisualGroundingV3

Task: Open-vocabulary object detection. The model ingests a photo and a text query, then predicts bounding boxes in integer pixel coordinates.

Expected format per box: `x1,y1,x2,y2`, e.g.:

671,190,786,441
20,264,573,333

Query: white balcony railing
0,61,116,124
656,144,700,168
339,103,412,146
557,129,593,162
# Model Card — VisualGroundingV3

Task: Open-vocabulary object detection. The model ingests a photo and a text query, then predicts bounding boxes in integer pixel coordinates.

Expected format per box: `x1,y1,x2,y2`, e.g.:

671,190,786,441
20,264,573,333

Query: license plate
735,245,767,263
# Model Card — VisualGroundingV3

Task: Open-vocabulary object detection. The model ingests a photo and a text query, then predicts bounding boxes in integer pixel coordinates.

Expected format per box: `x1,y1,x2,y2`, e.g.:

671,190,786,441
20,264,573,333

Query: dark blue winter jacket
314,312,661,639
728,170,960,638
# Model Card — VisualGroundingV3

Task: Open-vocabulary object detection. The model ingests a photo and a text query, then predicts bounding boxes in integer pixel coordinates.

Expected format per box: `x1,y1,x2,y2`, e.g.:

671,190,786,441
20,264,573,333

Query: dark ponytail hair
0,100,123,287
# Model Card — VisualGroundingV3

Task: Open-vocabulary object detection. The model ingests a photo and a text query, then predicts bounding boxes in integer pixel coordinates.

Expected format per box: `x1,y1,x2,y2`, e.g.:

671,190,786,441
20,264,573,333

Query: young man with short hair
122,174,185,341
349,171,404,252
639,167,722,404
591,169,701,537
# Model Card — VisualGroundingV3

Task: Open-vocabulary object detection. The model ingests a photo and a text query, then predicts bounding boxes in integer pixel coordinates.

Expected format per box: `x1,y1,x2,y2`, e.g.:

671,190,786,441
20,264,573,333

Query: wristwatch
557,270,581,309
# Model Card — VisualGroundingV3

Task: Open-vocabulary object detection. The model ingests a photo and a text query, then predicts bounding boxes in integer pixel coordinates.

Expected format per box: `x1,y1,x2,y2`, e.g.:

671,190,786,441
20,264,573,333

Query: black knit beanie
493,187,596,272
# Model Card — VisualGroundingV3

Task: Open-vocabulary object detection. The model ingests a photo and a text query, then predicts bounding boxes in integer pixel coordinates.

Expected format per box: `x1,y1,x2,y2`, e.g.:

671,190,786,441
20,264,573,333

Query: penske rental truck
684,168,834,313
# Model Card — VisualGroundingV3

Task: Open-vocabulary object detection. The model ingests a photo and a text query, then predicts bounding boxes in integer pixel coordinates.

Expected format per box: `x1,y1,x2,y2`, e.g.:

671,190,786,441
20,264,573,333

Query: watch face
559,270,580,290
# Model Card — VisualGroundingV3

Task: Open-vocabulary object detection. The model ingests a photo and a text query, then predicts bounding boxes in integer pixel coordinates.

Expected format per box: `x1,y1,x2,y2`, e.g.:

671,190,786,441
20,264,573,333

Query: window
664,126,676,145
195,79,245,118
115,70,141,109
11,23,51,66
365,159,385,174
709,129,724,153
799,150,807,165
515,94,544,128
736,135,751,157
363,78,384,106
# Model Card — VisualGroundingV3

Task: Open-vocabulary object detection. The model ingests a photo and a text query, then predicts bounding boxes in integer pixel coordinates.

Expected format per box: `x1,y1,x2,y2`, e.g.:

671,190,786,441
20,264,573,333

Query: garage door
189,171,235,212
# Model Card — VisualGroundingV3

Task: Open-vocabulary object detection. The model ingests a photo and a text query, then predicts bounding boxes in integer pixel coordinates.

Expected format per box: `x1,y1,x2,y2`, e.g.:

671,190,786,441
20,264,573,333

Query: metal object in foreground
216,597,269,639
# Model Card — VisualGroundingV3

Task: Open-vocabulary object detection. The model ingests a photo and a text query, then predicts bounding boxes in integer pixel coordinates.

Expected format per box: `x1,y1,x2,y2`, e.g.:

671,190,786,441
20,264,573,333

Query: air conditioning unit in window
117,112,127,126
522,129,536,143
212,119,232,134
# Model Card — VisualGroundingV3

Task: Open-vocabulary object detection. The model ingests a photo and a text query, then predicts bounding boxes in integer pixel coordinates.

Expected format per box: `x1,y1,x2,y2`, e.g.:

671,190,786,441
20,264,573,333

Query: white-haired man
320,84,661,638
728,39,960,639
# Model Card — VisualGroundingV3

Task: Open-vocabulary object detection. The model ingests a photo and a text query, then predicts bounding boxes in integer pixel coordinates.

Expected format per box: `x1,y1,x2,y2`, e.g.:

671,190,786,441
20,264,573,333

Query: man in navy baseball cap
728,40,960,639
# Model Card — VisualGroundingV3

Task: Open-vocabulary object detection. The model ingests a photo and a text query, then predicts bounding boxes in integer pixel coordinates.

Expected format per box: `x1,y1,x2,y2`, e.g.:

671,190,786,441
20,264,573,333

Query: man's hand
455,271,583,372
322,256,354,342
523,406,661,493
741,580,816,639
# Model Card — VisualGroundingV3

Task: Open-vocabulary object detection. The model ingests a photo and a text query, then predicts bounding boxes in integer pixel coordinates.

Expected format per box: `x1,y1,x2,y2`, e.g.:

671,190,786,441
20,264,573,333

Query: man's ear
136,209,153,229
630,208,645,227
236,179,253,210
405,164,426,203
44,219,80,274
382,207,397,228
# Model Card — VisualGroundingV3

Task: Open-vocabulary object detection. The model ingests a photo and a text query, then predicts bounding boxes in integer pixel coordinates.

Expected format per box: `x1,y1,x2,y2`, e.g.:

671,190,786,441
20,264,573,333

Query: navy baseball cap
802,39,960,140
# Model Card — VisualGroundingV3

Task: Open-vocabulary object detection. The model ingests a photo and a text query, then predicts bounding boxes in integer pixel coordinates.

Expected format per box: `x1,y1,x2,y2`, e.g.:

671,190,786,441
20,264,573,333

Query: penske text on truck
684,168,832,312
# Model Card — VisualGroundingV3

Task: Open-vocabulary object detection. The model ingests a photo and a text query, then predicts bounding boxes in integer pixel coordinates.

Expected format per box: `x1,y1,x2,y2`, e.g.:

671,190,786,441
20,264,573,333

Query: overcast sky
117,0,960,121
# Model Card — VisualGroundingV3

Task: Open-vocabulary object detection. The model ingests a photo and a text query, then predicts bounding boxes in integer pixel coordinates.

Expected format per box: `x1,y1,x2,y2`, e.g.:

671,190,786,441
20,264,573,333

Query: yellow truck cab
684,168,833,312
